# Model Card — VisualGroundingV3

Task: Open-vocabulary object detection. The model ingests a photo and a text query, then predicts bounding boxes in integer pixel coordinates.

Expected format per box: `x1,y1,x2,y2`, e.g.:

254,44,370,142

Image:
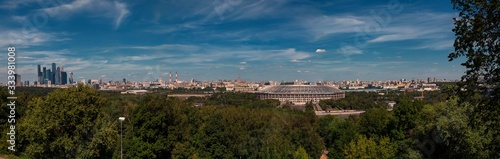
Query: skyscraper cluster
37,63,69,85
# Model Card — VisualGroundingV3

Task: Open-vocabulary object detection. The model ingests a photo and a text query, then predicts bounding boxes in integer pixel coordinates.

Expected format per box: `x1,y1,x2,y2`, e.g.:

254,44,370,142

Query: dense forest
0,83,493,158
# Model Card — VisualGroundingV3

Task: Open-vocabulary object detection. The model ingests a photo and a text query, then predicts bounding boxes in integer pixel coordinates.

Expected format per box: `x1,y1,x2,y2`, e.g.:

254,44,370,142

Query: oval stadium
257,85,345,105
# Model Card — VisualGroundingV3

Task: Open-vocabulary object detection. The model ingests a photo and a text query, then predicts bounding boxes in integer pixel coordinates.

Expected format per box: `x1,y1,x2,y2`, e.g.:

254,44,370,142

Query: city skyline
35,62,69,86
0,0,464,83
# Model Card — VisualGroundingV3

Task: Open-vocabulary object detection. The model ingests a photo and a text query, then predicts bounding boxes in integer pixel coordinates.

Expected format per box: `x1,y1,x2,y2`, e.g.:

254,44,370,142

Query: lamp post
119,117,125,159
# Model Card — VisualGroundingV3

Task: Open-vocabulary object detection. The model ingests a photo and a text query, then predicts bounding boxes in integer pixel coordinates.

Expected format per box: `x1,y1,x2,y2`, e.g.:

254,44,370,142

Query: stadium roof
259,85,343,94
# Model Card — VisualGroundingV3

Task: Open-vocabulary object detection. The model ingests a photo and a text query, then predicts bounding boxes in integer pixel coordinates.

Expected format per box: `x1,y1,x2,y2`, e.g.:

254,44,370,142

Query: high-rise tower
51,63,56,84
37,64,41,84
42,67,47,84
47,69,52,84
69,72,74,84
56,67,60,85
61,71,67,85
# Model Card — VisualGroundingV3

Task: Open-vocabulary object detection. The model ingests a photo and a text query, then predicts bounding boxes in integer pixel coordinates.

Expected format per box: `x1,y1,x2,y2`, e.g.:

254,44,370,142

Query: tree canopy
450,0,500,156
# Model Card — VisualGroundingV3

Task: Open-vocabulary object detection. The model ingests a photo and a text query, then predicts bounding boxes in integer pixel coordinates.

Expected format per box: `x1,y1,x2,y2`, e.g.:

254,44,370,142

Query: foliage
1,86,462,158
294,146,310,159
360,107,393,138
319,115,360,159
17,84,116,158
414,97,492,158
449,0,500,100
343,135,396,159
319,92,384,110
390,99,424,140
449,0,500,156
122,92,323,158
124,94,175,158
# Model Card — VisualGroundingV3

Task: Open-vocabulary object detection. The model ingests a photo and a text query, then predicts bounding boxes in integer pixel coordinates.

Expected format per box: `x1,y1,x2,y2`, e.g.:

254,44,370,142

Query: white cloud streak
336,46,363,55
315,49,326,53
0,29,70,47
41,0,130,29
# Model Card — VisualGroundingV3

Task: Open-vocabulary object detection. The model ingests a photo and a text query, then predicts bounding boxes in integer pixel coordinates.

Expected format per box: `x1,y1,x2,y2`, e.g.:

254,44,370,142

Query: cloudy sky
0,0,464,83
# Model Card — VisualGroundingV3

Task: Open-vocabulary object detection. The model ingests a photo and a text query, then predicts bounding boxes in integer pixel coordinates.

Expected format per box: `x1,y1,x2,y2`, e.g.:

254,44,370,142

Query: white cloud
303,15,367,40
280,48,311,60
0,0,36,9
315,49,326,53
113,1,130,29
336,46,363,55
413,40,454,50
369,34,413,43
122,44,199,51
367,12,455,43
117,54,175,61
0,29,70,47
41,0,130,29
240,61,247,64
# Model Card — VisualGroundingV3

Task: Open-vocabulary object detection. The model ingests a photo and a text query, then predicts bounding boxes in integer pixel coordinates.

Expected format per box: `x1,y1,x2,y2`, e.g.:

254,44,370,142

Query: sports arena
257,85,345,105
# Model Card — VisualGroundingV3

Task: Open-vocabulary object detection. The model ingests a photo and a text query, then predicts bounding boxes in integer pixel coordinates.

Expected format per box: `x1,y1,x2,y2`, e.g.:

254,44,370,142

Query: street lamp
119,117,125,159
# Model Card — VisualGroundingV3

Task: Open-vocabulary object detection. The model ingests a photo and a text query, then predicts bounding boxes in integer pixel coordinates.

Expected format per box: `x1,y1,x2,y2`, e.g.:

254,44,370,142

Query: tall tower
175,71,178,83
61,71,67,85
47,69,52,85
51,63,56,84
37,64,41,84
56,67,60,85
60,65,64,85
69,72,74,84
14,74,21,87
169,71,172,83
42,67,46,84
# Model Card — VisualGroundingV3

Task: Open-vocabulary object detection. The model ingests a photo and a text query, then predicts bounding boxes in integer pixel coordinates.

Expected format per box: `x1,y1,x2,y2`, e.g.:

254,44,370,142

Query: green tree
319,115,360,159
414,97,492,158
294,146,310,159
125,94,175,158
344,135,377,159
17,84,116,158
343,135,395,159
449,1,500,156
360,108,393,138
390,99,424,140
449,0,500,100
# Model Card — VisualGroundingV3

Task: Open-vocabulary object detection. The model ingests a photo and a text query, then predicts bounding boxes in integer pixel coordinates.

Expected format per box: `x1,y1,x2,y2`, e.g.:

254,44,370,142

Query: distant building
257,85,345,105
69,72,74,84
14,74,21,86
120,90,149,94
92,83,100,89
46,69,52,84
385,101,396,110
51,63,56,84
42,67,46,84
37,64,41,84
420,83,439,91
61,71,68,85
56,67,60,85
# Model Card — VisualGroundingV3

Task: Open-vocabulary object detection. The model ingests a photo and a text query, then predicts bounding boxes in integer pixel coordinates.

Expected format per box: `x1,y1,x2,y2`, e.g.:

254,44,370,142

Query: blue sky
0,0,464,82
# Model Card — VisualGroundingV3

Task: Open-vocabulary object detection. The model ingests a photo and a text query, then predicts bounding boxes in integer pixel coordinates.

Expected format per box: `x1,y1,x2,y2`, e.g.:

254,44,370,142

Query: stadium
257,85,345,105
